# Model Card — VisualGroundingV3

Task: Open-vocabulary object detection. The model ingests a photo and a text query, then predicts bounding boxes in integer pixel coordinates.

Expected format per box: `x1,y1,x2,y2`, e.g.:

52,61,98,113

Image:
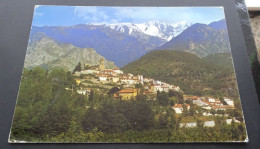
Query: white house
137,75,144,84
207,97,215,102
193,98,208,106
224,97,234,107
154,85,163,92
98,75,107,81
204,121,215,127
110,76,120,83
113,68,123,74
180,122,197,128
77,89,87,95
203,112,213,116
173,86,181,92
154,80,162,85
172,104,190,114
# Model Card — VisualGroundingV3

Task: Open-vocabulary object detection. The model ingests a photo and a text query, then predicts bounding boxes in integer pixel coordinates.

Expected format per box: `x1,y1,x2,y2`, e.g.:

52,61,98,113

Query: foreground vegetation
10,67,246,143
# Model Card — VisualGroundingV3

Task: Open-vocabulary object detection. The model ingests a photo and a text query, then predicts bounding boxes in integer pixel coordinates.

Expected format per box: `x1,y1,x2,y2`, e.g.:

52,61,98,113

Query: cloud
72,6,225,25
74,6,112,23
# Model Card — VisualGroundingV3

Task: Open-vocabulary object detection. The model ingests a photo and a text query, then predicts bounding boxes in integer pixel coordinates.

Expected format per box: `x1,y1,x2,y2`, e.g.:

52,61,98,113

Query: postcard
9,6,248,143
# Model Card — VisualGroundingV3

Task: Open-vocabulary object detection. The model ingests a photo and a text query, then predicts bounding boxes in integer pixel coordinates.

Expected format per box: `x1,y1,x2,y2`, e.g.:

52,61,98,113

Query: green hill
202,53,233,70
122,50,238,98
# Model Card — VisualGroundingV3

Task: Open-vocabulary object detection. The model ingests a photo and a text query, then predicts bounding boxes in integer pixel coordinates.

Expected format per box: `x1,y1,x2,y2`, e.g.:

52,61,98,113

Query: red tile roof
119,89,136,93
173,104,190,108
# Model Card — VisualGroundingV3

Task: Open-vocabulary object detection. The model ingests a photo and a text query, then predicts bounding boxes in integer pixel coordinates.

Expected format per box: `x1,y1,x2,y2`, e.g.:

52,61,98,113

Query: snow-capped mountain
101,21,191,41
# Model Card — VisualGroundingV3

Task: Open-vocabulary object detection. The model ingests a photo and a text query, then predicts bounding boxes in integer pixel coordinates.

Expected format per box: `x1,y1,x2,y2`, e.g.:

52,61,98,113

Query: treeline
10,67,246,143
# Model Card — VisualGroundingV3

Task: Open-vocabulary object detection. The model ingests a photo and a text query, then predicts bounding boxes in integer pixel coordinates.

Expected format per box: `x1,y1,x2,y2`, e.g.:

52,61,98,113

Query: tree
169,96,178,106
82,107,101,132
89,89,94,102
107,87,120,96
49,68,67,82
135,83,142,88
168,90,176,98
182,104,189,117
73,62,82,74
176,116,183,130
219,97,227,105
210,109,216,115
189,104,196,116
177,93,184,104
124,96,155,130
98,99,128,133
157,91,169,106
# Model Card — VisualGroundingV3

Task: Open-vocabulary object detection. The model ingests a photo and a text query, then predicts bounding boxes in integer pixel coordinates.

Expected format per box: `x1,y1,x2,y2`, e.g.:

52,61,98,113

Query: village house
172,86,181,92
154,80,162,85
97,74,108,82
110,76,120,83
179,122,197,128
204,121,215,127
137,75,144,84
75,78,82,85
212,105,235,111
223,97,234,107
172,104,190,114
73,71,81,77
120,74,139,85
205,97,223,106
193,98,209,106
77,89,87,95
202,105,212,110
153,85,163,92
114,89,138,100
81,69,99,75
143,78,154,84
207,97,216,102
113,67,123,74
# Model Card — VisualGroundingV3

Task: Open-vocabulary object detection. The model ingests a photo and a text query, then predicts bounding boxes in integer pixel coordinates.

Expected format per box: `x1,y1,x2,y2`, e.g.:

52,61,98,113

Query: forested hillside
122,50,238,98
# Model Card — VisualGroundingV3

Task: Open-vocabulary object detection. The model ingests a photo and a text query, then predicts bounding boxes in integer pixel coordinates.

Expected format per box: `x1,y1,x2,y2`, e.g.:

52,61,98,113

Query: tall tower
99,58,105,70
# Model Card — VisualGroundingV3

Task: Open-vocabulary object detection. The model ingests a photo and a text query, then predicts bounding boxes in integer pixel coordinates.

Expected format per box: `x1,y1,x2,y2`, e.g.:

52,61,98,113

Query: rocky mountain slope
25,34,116,71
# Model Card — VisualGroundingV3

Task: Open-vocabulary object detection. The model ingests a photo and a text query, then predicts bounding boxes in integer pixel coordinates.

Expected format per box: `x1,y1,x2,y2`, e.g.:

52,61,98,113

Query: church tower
99,58,105,70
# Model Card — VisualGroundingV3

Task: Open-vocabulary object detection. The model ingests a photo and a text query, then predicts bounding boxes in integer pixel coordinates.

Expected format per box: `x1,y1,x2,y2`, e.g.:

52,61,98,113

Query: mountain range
27,19,230,68
29,21,191,67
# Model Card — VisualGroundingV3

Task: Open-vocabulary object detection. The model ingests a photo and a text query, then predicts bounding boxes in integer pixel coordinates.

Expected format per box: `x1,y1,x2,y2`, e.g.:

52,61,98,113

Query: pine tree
73,62,82,74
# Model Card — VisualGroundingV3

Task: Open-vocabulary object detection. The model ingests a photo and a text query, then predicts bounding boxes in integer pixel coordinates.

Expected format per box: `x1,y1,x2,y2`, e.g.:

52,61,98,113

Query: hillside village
73,58,181,99
72,58,240,127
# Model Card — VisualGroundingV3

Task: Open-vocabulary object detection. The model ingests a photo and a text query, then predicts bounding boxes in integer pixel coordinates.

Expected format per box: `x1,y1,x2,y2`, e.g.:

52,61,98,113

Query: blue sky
32,6,225,26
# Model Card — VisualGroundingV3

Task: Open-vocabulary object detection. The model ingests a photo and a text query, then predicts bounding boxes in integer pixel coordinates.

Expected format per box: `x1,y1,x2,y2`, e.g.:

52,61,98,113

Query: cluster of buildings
74,58,181,99
172,96,235,114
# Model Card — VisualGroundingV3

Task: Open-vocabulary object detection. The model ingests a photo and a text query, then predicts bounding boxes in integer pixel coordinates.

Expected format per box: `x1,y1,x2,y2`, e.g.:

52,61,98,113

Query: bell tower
99,58,105,70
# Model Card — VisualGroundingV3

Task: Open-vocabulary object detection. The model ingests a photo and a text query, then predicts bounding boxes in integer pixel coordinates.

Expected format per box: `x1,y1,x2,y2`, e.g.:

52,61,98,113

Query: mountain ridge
25,34,116,71
159,19,230,58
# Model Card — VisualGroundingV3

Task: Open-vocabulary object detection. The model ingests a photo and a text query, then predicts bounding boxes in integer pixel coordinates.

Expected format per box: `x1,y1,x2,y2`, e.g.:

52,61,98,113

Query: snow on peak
104,21,191,41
